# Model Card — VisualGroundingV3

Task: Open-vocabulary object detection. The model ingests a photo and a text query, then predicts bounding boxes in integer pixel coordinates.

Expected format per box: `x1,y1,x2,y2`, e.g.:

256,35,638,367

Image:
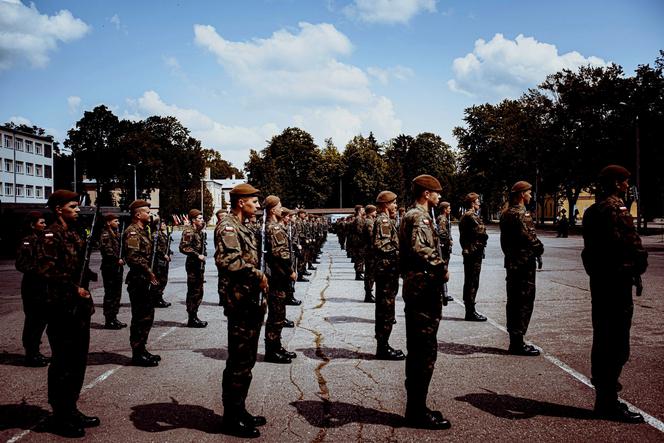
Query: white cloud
67,96,81,113
110,14,121,30
367,65,414,85
0,0,90,70
8,115,32,126
343,0,437,24
127,91,279,167
448,33,608,98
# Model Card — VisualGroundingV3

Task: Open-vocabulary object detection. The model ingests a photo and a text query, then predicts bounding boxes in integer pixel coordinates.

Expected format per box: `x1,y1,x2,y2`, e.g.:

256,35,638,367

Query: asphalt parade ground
0,227,663,442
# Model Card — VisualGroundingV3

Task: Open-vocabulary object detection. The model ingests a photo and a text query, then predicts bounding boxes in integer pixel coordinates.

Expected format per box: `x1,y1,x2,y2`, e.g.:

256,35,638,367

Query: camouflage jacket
372,212,399,273
179,225,206,267
582,194,648,277
435,214,453,261
399,203,445,276
459,210,488,256
99,226,121,268
362,216,375,253
155,230,173,269
123,222,153,280
499,204,544,270
16,232,41,275
36,221,88,307
266,221,294,287
215,213,265,310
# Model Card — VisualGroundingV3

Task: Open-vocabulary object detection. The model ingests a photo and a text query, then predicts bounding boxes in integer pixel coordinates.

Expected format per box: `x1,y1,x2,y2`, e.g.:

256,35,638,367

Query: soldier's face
426,191,440,207
472,199,480,210
523,190,532,204
387,201,397,217
193,214,205,229
617,179,629,194
136,207,150,223
109,219,120,229
444,207,451,216
240,197,259,218
271,202,282,218
33,218,46,231
284,214,291,224
57,201,80,223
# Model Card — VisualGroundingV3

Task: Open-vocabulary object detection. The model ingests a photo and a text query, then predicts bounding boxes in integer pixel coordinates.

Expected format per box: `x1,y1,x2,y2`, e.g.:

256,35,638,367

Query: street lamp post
127,163,140,201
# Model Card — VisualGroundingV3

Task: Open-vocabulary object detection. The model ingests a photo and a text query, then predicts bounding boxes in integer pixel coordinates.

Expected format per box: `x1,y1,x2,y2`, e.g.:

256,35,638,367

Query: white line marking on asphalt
8,326,179,442
477,305,664,433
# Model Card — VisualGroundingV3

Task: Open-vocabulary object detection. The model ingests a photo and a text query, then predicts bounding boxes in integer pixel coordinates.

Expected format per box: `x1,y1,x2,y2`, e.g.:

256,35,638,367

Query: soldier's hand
149,273,159,286
77,287,91,299
290,271,297,282
537,256,543,269
198,254,206,261
166,255,171,262
259,274,269,292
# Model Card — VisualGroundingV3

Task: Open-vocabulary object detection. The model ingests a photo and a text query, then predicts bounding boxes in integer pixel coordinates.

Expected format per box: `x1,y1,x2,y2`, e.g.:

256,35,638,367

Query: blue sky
1,0,662,169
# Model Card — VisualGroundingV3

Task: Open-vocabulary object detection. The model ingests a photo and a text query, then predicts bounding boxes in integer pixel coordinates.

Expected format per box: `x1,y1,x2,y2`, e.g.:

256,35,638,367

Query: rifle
288,221,296,292
258,213,269,304
635,275,643,297
118,220,125,276
200,229,207,272
430,207,448,306
147,221,159,292
78,207,100,288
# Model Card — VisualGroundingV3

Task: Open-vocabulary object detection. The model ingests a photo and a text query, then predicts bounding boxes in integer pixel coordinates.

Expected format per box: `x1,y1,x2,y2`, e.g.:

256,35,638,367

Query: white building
203,168,245,221
0,126,55,205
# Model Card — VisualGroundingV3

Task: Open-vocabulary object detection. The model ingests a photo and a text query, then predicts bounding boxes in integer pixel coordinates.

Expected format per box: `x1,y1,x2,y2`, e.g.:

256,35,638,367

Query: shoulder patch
127,231,137,236
45,233,54,238
224,226,235,232
422,219,430,225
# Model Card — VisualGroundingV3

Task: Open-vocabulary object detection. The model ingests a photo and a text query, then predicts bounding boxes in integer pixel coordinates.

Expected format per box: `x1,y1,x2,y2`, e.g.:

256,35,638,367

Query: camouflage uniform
582,194,648,406
435,215,452,264
179,225,206,316
372,213,399,345
99,225,123,321
363,216,376,298
37,221,93,416
123,222,155,356
350,216,365,276
265,221,294,351
499,205,544,342
215,213,267,418
337,219,346,249
399,203,447,414
150,228,172,302
294,218,308,276
16,232,48,359
459,209,488,313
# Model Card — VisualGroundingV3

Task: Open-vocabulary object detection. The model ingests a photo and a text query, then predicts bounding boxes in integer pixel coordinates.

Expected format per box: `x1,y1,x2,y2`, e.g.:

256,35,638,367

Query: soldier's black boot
280,347,297,359
73,409,100,428
285,296,302,306
594,392,644,423
243,410,267,427
308,264,317,270
376,342,405,360
187,314,208,328
283,319,295,328
25,352,50,367
223,413,260,438
132,350,159,367
464,306,487,322
47,411,85,438
297,274,310,282
104,317,126,329
355,272,364,281
144,350,161,362
364,290,375,303
508,335,540,356
405,403,451,430
155,298,171,308
264,344,292,364
303,270,312,276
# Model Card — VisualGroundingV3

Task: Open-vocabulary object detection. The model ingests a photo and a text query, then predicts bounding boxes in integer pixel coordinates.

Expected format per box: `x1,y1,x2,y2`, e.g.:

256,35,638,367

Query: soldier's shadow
192,348,229,361
129,398,222,433
87,351,133,366
291,400,403,428
93,302,131,308
325,316,374,325
455,392,595,420
0,401,50,431
177,300,220,307
0,352,31,366
299,347,375,361
438,341,508,356
152,320,188,328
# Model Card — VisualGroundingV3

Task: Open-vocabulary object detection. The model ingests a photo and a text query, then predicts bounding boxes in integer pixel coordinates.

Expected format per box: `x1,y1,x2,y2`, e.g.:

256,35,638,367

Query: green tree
321,138,346,207
404,132,457,204
342,134,387,205
202,148,244,179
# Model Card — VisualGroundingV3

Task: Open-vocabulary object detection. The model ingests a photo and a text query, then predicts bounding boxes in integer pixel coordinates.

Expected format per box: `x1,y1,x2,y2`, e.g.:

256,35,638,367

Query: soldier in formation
37,190,99,437
179,208,208,328
362,204,377,303
349,204,366,280
435,201,454,304
372,191,405,361
459,192,488,322
99,213,127,330
151,218,173,308
215,183,269,438
499,181,543,356
582,165,648,423
15,211,50,367
399,175,451,430
123,200,160,367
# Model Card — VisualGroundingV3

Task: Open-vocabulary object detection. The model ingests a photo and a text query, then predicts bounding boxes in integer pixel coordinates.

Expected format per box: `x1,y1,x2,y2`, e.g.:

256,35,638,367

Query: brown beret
188,208,202,219
412,174,442,192
376,190,397,203
439,201,450,209
104,213,119,222
354,204,363,211
298,209,307,214
264,195,280,210
280,207,290,217
510,181,532,193
464,192,480,205
129,199,150,212
365,204,377,214
26,211,44,223
599,164,630,181
47,189,79,210
230,183,260,196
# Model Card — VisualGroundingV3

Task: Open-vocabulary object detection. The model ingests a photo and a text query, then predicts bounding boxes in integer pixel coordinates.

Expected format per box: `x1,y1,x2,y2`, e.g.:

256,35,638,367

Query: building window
0,182,3,196
5,183,13,196
16,184,24,197
15,138,23,151
35,164,43,176
26,162,33,175
35,143,43,155
45,165,52,178
15,161,24,174
3,136,11,149
25,140,33,153
45,186,52,198
4,159,12,172
35,186,43,198
44,144,52,158
26,185,34,197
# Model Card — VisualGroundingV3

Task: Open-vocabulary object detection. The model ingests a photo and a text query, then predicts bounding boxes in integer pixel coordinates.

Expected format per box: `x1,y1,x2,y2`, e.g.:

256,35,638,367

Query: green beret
230,183,260,196
47,189,79,210
376,190,397,203
188,208,202,219
510,181,532,193
129,199,150,212
412,174,442,192
599,164,630,181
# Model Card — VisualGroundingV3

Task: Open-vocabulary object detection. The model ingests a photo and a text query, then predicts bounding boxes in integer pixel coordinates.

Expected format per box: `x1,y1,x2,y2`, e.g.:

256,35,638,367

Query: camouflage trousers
462,253,483,310
505,263,536,338
364,256,375,294
101,265,123,319
21,277,48,355
151,263,170,300
265,289,287,347
46,301,91,413
374,268,399,343
127,278,155,353
590,274,634,397
403,271,443,411
222,307,265,416
353,252,365,273
185,262,204,315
